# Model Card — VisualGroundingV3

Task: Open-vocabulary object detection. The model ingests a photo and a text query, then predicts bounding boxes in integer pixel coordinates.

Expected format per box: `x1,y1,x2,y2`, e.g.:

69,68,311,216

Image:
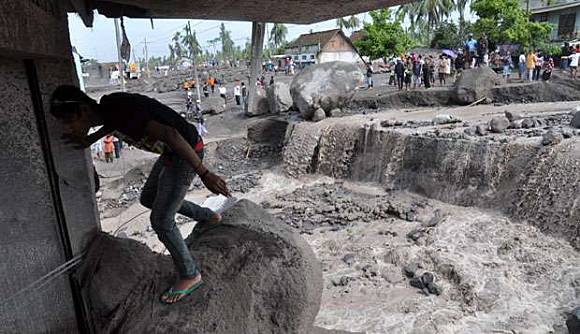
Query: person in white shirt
569,49,579,80
218,85,227,107
518,53,526,80
233,82,241,106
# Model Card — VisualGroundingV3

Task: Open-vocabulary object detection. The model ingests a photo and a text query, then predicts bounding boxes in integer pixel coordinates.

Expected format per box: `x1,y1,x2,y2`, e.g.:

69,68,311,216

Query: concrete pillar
245,21,266,115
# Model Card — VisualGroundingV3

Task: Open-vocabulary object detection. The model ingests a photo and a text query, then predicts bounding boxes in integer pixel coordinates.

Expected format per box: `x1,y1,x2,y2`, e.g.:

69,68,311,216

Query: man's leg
150,156,203,304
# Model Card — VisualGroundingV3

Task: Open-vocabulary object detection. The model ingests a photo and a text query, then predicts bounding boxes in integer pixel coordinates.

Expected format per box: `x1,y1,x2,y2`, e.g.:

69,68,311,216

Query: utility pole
144,36,150,78
187,22,202,103
114,18,125,92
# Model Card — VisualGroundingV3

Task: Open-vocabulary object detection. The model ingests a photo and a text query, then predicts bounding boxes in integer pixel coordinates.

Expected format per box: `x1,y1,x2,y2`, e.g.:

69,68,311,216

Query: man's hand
200,171,231,197
61,133,91,150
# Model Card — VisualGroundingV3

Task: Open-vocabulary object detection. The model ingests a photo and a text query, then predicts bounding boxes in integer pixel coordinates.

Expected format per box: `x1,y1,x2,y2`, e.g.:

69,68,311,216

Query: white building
285,29,364,66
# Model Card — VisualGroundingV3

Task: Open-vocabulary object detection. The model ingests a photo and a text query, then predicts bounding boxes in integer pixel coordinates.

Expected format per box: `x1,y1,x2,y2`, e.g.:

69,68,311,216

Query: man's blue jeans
140,151,214,279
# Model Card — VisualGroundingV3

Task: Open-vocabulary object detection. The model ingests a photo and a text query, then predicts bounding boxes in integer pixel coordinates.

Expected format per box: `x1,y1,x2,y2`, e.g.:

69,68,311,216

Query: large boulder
267,82,293,114
78,200,346,334
247,88,270,117
290,61,363,120
571,110,580,129
202,95,226,115
247,118,291,147
453,67,501,105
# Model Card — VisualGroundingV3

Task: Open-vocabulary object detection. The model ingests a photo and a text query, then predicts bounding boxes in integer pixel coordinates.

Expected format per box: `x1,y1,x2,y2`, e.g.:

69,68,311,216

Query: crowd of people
364,35,579,91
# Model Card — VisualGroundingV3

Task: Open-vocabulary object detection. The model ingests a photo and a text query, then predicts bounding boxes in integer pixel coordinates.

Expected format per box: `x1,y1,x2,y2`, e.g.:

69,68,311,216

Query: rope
0,252,85,309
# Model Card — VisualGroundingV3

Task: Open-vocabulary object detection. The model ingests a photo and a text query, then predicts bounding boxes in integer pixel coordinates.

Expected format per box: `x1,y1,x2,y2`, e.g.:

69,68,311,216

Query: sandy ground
90,77,580,333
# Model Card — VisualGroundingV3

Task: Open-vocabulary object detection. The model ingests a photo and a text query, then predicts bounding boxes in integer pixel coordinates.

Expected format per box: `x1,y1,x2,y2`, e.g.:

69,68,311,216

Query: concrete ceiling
88,0,413,24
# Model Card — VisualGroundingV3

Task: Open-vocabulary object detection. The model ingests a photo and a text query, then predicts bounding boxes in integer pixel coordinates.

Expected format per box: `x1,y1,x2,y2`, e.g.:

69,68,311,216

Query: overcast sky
67,13,367,62
68,8,474,63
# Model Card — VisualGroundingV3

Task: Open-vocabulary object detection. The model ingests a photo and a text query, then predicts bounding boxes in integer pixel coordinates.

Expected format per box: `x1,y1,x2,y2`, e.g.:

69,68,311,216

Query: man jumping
50,85,230,304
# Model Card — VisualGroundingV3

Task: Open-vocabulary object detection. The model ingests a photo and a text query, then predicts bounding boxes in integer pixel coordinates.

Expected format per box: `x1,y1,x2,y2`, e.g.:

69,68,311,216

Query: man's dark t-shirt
99,92,202,154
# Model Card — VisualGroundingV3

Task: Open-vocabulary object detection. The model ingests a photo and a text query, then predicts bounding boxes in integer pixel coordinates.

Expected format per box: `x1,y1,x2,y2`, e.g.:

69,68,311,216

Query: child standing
103,134,115,163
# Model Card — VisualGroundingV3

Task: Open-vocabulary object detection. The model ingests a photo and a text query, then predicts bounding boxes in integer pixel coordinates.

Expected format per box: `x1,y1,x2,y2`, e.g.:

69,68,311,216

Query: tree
398,0,455,31
182,21,201,62
470,0,552,48
354,9,414,61
430,21,462,49
454,0,470,37
336,15,361,32
269,23,288,49
171,31,183,60
219,23,234,60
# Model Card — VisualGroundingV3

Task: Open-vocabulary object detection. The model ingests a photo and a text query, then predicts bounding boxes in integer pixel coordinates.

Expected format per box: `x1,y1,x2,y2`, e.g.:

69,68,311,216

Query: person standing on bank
50,85,230,305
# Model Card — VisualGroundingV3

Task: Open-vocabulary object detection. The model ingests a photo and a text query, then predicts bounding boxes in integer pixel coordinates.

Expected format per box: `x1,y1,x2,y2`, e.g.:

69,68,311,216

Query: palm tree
398,0,454,30
336,15,361,33
171,31,183,60
454,0,469,36
269,23,288,50
181,21,201,61
219,23,234,60
347,15,361,31
336,17,349,30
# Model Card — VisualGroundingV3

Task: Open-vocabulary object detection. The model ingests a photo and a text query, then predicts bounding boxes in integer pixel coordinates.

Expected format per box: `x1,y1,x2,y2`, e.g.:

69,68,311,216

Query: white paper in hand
202,195,238,214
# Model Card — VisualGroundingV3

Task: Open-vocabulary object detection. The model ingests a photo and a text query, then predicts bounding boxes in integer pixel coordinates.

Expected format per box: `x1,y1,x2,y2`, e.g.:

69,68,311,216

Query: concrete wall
0,0,100,332
319,51,362,64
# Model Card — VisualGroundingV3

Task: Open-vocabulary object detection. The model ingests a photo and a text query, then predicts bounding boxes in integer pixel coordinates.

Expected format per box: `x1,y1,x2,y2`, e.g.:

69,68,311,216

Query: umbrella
442,49,457,59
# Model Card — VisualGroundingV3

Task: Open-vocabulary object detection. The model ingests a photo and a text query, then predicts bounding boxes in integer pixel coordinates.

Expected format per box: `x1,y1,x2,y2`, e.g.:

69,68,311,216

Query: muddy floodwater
93,84,580,333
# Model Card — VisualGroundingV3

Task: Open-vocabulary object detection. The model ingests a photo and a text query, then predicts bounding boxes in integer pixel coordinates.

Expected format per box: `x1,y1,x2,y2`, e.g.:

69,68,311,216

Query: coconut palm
181,21,201,61
269,23,288,49
336,17,349,30
336,15,361,33
398,0,455,30
454,0,470,36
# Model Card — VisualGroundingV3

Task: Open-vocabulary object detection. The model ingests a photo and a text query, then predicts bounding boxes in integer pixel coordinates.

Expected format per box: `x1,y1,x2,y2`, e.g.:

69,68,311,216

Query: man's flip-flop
160,280,203,304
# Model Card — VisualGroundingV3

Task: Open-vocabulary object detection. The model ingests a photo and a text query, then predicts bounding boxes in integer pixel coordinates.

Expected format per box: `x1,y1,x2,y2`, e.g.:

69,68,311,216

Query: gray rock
80,200,323,334
202,96,227,115
312,108,326,122
267,82,293,114
432,114,462,125
290,61,364,120
476,124,488,136
563,130,573,139
571,111,580,129
381,270,404,284
247,119,290,147
464,127,476,136
489,117,510,133
342,253,356,266
331,276,352,287
453,67,501,105
542,131,563,146
522,118,536,129
403,263,419,278
509,119,523,129
246,89,270,117
505,111,522,122
566,307,580,334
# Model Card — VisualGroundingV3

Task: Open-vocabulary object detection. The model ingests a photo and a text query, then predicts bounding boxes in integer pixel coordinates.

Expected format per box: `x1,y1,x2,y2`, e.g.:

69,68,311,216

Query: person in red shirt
50,85,230,304
103,134,115,163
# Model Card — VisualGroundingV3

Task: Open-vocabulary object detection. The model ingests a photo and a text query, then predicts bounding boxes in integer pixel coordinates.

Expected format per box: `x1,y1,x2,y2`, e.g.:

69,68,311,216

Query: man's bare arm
62,125,113,149
144,120,230,197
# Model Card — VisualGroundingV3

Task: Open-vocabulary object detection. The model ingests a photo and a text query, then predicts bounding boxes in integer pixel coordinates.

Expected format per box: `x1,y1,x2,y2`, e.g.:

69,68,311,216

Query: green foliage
219,23,235,60
354,9,414,60
537,42,562,57
182,21,202,62
269,23,288,49
470,0,552,48
430,21,462,49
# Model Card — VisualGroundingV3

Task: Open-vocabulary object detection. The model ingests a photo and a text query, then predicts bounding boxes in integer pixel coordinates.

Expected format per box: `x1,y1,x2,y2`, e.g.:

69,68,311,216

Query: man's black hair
50,85,97,118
